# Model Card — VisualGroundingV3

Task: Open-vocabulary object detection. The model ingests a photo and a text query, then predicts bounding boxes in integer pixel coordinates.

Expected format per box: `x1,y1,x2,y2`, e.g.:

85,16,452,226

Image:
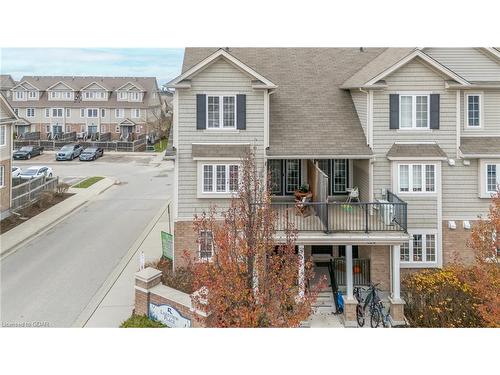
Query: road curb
72,199,171,328
0,177,116,259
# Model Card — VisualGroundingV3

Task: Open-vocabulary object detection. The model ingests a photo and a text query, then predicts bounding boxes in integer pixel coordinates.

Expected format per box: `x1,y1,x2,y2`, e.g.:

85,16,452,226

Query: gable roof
387,143,447,160
342,48,470,88
460,137,500,158
46,80,76,91
182,48,387,157
116,81,145,92
0,93,19,123
80,81,109,91
11,80,40,91
169,48,277,89
0,75,16,89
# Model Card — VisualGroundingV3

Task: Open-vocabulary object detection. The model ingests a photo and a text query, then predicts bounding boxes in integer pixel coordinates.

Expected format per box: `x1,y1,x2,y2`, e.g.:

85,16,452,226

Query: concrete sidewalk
0,177,116,258
80,200,173,327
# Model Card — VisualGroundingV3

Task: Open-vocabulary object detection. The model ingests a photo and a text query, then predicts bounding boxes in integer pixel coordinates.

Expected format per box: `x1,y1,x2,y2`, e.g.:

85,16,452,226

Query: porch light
447,158,456,166
463,159,471,166
463,220,471,230
448,221,457,230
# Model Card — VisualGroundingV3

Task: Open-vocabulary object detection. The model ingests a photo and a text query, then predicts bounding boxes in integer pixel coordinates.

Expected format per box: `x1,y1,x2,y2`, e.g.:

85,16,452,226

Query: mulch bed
0,193,73,235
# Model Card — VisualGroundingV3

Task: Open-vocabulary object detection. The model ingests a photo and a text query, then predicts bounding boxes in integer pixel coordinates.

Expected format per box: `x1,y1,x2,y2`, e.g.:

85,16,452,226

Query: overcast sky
0,48,184,86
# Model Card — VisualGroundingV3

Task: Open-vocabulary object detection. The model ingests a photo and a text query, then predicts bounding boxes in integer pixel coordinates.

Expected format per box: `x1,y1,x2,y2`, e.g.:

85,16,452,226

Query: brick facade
0,158,11,216
442,220,475,265
368,245,390,291
173,220,199,268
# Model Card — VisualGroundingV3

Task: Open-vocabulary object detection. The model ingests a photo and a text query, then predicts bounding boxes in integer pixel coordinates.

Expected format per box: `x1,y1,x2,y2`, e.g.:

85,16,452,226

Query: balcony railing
268,192,407,233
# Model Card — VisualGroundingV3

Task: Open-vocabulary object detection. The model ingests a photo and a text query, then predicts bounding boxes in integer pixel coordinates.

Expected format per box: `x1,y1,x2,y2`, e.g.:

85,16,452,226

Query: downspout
359,88,375,202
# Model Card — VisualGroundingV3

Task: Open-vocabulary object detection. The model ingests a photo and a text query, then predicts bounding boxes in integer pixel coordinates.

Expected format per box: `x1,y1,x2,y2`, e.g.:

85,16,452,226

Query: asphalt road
1,152,172,327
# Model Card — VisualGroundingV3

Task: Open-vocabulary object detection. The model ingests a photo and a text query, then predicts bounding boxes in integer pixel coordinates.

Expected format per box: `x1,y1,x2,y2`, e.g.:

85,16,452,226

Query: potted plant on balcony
294,184,311,201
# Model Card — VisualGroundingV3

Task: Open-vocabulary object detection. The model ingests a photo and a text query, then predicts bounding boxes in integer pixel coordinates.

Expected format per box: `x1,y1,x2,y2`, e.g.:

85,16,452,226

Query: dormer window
130,92,140,101
28,91,38,100
118,91,127,100
83,91,106,100
14,91,26,101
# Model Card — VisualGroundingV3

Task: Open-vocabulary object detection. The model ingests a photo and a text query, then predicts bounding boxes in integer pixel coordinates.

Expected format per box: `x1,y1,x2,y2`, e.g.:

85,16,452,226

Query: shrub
56,182,70,196
146,258,194,294
402,267,484,327
120,314,166,328
37,191,55,209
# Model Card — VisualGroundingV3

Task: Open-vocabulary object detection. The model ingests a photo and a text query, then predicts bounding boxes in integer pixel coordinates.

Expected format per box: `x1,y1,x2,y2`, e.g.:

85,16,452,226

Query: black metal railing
332,258,371,286
268,191,407,233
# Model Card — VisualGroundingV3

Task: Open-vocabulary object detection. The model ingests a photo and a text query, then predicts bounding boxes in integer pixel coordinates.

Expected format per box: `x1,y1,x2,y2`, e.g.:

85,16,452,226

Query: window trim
0,165,4,188
86,108,98,118
115,108,124,118
198,161,240,198
132,108,141,118
484,162,500,196
400,230,439,267
198,230,214,261
465,92,483,129
26,108,35,118
0,125,6,147
398,93,431,130
206,94,237,130
398,163,437,195
51,108,63,118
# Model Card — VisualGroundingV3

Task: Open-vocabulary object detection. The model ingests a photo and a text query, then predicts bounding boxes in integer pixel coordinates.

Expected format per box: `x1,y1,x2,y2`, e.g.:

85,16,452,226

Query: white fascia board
365,50,470,87
387,156,447,161
46,80,76,91
167,49,277,89
265,155,373,160
80,81,109,91
11,80,40,91
116,81,145,92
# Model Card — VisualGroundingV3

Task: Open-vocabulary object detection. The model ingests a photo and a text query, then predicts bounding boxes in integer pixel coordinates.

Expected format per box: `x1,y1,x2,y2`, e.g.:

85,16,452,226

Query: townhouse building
167,48,500,325
0,93,18,219
7,76,162,141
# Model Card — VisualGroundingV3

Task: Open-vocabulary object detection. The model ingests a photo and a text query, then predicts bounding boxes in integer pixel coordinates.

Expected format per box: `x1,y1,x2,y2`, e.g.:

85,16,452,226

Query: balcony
270,191,407,234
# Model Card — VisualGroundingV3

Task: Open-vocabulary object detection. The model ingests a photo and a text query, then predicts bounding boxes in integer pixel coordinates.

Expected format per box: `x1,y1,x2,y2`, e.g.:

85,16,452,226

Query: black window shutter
389,94,399,129
196,94,206,130
430,94,440,129
236,94,246,130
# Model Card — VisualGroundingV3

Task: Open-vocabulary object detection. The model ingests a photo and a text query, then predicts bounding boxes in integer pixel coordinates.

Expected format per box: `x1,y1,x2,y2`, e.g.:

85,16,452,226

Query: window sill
397,192,437,197
400,261,439,269
197,193,238,199
203,129,240,134
396,128,432,133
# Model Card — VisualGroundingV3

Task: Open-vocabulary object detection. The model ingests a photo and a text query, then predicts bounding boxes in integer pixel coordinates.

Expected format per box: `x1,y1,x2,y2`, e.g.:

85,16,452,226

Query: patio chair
296,195,312,216
346,187,359,203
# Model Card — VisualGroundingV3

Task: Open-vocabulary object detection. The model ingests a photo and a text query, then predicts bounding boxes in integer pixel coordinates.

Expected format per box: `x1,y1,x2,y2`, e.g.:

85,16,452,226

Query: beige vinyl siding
352,159,369,202
350,90,367,136
424,48,500,82
461,89,500,136
404,196,438,228
177,59,265,219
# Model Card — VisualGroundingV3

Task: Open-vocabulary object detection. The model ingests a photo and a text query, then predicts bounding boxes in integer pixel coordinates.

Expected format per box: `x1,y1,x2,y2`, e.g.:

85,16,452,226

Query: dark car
79,147,104,161
56,144,83,161
13,145,44,160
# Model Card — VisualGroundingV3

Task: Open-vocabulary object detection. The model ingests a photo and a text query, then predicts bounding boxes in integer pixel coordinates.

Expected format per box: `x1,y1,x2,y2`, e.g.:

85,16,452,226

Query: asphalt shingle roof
182,48,388,157
460,137,500,156
192,144,250,158
387,143,447,159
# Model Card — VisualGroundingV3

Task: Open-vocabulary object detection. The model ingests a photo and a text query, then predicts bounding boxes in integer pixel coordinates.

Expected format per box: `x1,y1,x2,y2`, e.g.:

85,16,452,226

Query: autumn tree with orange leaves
184,150,324,327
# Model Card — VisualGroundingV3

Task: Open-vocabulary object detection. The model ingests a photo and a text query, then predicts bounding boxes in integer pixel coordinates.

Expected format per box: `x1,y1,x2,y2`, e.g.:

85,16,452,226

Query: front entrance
120,125,134,140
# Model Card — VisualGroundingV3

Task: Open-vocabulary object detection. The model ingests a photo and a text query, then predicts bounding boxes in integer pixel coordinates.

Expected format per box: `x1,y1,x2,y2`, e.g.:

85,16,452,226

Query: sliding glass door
267,159,301,195
316,159,349,195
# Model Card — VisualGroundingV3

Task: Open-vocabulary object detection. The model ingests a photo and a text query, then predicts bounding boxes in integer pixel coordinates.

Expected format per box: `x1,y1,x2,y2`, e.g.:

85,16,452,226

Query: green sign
161,231,173,260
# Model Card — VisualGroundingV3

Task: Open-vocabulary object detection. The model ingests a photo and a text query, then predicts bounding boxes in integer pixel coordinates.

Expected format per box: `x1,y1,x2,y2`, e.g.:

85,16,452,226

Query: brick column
342,296,357,328
134,267,163,316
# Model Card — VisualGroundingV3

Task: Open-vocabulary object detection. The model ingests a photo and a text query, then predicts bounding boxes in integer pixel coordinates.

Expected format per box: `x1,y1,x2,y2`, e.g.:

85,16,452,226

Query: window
466,94,481,127
206,95,236,129
199,230,214,260
80,108,85,118
26,108,35,117
486,164,499,194
65,108,71,117
118,91,127,100
267,159,302,195
13,108,18,116
130,92,140,101
202,164,239,193
132,109,140,118
87,108,98,118
101,109,106,118
51,108,63,117
0,165,4,187
286,159,300,194
50,91,59,99
28,91,37,99
400,232,437,263
66,91,72,99
399,94,430,129
398,164,436,193
0,125,5,146
115,109,124,118
45,108,50,118
15,91,26,100
333,159,348,193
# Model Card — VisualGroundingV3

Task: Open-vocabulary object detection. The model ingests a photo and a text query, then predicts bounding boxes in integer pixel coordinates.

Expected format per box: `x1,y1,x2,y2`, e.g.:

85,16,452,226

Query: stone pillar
345,244,353,299
342,297,358,328
134,267,163,316
389,245,406,324
298,244,305,299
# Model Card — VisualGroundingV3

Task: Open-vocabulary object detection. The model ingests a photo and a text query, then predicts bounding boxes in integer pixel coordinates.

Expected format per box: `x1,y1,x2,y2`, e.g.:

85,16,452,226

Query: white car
19,166,54,180
12,166,22,178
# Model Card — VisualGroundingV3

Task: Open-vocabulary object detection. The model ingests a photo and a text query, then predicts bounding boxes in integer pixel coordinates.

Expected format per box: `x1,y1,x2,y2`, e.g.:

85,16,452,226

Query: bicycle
354,283,380,327
370,298,392,328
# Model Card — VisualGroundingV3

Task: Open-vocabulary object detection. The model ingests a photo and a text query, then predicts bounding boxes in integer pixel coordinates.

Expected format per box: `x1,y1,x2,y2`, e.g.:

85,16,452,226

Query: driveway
1,153,172,327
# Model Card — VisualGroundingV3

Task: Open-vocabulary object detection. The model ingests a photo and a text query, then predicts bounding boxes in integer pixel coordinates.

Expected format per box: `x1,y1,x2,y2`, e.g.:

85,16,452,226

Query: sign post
161,231,173,261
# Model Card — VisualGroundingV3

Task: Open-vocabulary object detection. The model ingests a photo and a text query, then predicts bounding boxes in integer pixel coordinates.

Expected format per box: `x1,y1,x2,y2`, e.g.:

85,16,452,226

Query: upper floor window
28,91,38,100
199,230,214,260
49,91,73,100
101,109,106,118
400,94,429,129
65,108,71,117
132,109,141,118
398,163,436,193
130,92,140,101
14,91,26,101
400,232,436,263
51,108,63,117
26,108,35,117
118,91,127,101
115,108,124,118
0,125,6,146
486,164,499,194
207,95,236,129
13,108,19,116
202,164,239,193
87,108,98,118
83,91,106,100
466,94,482,128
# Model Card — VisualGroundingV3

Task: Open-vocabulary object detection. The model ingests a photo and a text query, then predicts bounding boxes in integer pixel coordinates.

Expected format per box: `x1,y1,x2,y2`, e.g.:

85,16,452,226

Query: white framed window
486,163,499,194
202,163,240,193
51,108,63,117
13,108,19,116
65,108,71,117
115,108,124,118
14,91,26,101
130,92,140,101
80,108,85,118
399,94,430,129
26,108,35,117
466,93,482,128
0,165,4,188
84,91,92,99
206,95,236,129
0,125,6,146
199,230,214,260
398,164,436,193
28,91,38,100
132,109,141,118
87,108,98,118
50,91,59,99
101,109,106,118
118,91,127,101
65,91,72,99
400,232,437,263
45,108,50,118
115,126,120,133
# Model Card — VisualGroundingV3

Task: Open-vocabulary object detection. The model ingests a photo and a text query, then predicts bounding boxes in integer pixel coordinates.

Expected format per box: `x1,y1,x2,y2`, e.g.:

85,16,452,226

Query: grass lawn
120,314,167,328
154,138,168,152
73,176,105,188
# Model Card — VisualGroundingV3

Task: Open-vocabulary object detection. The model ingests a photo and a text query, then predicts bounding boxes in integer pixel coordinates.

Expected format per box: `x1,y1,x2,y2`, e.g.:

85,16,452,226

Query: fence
331,258,371,286
11,176,59,211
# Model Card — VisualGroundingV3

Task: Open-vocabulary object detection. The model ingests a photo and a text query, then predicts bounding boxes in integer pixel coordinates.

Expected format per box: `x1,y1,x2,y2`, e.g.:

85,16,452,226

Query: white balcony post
298,245,305,299
346,245,353,300
392,245,401,301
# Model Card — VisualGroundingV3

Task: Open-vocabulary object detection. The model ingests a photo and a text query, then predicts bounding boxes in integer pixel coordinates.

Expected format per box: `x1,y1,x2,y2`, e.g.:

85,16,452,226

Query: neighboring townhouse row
1,76,163,141
0,93,18,219
167,48,500,324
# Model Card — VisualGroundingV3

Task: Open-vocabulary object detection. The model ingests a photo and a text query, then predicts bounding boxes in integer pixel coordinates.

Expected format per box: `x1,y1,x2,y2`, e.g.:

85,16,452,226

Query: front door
267,159,301,196
120,126,133,140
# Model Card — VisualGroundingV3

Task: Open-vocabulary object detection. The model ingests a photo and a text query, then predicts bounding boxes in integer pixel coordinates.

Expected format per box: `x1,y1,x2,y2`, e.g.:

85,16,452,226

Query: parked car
56,144,83,161
19,166,54,180
79,147,104,161
12,166,22,178
13,145,44,160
